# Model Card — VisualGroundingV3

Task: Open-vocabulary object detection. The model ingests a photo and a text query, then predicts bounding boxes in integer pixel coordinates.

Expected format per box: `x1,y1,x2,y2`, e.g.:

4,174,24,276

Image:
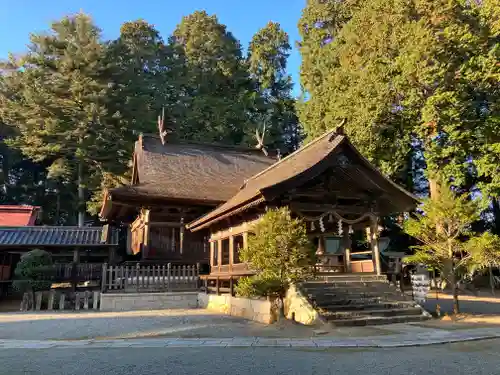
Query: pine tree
105,20,187,135
405,182,500,314
0,13,130,224
248,22,302,153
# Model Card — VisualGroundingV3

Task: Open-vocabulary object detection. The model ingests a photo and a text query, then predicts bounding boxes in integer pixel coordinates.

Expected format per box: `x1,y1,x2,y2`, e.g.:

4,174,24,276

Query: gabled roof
101,135,275,219
0,206,40,226
0,226,119,248
187,129,419,231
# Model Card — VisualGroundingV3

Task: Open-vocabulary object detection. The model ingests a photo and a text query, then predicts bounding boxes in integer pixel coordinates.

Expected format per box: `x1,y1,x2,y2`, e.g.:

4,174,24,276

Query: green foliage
404,183,479,270
404,180,500,312
466,232,500,275
170,11,254,144
13,249,53,293
298,0,500,196
248,22,302,152
236,207,314,299
0,11,301,218
0,13,131,219
235,274,283,299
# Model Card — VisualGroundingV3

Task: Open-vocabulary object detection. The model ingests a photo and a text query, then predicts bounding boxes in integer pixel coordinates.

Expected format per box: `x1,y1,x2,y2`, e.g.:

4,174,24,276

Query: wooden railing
101,263,199,293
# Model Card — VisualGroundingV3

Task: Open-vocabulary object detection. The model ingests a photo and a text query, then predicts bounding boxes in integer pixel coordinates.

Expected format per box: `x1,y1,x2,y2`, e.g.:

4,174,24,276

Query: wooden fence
101,263,199,293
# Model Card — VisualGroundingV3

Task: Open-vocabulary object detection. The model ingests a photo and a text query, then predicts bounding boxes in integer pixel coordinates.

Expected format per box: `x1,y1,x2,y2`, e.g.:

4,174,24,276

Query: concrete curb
1,331,499,349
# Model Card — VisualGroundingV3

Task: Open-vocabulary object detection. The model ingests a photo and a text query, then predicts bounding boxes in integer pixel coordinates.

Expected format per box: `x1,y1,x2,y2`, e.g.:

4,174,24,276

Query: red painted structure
0,206,40,281
0,205,40,227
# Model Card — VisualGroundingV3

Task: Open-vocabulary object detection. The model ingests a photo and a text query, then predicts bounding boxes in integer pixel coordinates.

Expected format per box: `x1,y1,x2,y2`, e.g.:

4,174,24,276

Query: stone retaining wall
100,292,198,311
197,293,275,324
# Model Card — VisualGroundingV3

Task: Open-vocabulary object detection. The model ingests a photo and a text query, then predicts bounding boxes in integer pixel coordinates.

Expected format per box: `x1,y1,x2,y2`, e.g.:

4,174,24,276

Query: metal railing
101,263,199,293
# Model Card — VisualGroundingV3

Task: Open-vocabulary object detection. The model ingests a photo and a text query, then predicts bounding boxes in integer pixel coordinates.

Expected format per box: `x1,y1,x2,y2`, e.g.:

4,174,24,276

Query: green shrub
236,207,314,318
13,249,53,293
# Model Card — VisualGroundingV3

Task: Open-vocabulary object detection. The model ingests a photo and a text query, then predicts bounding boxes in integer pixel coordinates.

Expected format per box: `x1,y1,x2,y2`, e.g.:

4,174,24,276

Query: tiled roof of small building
0,226,119,247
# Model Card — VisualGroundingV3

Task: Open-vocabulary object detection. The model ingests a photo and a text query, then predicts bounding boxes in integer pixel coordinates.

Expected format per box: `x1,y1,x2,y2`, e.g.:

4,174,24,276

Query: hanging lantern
319,217,325,232
337,219,343,236
328,213,334,223
349,225,354,234
311,221,316,231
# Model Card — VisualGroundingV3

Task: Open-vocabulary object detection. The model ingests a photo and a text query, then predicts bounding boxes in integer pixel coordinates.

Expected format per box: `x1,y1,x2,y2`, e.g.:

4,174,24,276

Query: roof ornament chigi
157,107,169,145
254,122,268,156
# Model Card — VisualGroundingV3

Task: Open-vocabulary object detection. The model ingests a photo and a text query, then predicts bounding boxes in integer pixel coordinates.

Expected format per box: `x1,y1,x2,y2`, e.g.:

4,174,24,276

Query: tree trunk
489,265,495,296
452,277,460,315
278,295,285,321
429,177,441,200
77,161,85,227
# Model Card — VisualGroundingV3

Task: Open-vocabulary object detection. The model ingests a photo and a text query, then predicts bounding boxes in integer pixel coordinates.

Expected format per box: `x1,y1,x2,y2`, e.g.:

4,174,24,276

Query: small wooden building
100,134,275,265
187,128,418,288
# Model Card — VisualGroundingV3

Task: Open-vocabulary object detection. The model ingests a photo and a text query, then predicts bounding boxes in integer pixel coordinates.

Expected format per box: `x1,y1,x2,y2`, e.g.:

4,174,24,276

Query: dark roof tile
115,135,275,204
0,226,119,247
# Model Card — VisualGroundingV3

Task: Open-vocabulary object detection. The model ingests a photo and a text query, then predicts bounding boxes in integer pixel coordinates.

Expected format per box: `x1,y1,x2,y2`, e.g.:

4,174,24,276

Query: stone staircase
300,274,430,326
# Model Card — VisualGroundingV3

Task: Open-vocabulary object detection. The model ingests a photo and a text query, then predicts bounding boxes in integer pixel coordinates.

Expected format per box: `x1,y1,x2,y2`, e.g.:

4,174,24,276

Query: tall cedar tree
170,11,255,144
0,14,130,223
298,0,500,199
248,22,302,153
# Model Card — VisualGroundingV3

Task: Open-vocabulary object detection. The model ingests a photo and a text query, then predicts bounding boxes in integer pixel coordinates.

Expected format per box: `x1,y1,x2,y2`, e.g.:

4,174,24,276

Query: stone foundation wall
100,292,198,311
285,284,322,326
197,293,274,324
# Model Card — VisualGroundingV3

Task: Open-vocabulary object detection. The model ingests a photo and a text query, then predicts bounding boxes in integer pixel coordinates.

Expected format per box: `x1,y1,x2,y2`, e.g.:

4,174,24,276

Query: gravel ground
1,339,500,375
0,310,392,340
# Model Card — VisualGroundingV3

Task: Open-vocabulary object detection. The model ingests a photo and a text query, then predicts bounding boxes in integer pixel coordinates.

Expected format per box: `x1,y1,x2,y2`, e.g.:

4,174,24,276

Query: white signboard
411,273,430,303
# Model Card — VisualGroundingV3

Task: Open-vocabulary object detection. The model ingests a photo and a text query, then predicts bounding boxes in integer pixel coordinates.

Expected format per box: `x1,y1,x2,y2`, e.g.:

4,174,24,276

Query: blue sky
0,0,304,92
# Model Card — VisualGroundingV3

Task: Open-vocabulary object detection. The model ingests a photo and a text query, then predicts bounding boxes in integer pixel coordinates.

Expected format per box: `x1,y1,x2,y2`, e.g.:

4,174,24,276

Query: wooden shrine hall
100,134,275,265
187,128,418,287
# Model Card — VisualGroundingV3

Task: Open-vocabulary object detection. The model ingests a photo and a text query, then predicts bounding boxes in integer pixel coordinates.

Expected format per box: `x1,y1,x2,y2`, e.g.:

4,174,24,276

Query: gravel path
0,310,391,340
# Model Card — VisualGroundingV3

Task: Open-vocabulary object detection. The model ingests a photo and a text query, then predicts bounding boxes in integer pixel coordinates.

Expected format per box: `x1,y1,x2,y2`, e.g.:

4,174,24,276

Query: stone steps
321,306,424,320
299,274,429,327
326,314,429,327
315,301,415,311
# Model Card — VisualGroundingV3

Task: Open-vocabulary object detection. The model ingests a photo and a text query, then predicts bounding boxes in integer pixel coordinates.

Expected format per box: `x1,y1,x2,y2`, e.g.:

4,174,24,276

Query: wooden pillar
143,209,151,257
229,235,234,273
179,217,185,254
171,227,176,252
217,239,222,272
343,229,351,273
209,241,215,267
316,235,325,255
367,217,382,276
243,232,248,249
